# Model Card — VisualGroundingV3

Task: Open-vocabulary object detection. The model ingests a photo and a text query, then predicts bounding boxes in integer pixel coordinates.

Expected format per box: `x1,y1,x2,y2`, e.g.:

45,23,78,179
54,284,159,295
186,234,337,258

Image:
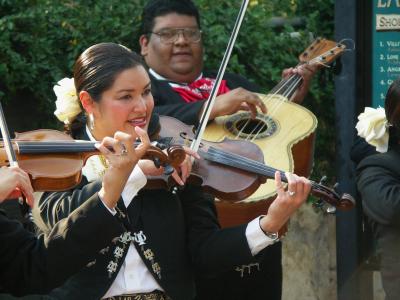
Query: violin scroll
311,177,355,213
142,144,186,176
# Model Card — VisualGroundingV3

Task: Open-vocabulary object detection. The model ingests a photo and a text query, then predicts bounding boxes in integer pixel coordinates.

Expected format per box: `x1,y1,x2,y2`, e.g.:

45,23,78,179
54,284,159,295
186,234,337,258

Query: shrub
0,0,335,178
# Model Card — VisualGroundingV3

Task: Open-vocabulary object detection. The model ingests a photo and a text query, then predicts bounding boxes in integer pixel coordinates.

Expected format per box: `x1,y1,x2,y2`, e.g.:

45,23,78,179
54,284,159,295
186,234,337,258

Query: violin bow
0,101,34,228
191,0,250,152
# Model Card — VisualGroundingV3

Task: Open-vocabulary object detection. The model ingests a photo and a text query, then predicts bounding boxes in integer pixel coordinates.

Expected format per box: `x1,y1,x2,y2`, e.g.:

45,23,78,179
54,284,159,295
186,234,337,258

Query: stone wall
282,204,337,300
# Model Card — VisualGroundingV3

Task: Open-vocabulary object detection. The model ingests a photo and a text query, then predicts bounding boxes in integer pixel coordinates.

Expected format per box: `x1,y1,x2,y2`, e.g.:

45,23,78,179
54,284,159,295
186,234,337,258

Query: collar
149,68,203,88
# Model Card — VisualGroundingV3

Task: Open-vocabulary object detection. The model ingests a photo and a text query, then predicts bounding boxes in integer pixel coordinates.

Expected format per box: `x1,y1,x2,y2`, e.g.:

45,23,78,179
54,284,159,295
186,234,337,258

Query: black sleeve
350,135,377,165
356,159,400,227
180,185,254,274
152,72,261,127
0,194,124,296
217,72,261,93
37,178,103,231
154,101,205,127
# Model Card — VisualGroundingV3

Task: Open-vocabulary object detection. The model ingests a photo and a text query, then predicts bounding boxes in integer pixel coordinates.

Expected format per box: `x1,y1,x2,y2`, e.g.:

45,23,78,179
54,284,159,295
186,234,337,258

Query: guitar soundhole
236,119,267,134
224,113,277,139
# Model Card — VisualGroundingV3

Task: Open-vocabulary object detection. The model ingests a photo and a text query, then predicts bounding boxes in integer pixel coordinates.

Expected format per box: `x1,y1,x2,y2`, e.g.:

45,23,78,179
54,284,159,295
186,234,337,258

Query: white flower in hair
356,106,389,153
53,77,82,124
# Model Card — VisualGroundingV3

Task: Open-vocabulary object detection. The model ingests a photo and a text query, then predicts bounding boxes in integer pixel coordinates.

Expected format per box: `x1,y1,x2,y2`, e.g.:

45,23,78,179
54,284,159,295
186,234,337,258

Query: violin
149,116,355,211
0,129,186,192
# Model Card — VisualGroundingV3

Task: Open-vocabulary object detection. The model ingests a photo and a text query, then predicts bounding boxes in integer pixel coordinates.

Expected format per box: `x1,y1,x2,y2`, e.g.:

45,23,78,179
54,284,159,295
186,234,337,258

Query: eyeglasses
150,28,202,44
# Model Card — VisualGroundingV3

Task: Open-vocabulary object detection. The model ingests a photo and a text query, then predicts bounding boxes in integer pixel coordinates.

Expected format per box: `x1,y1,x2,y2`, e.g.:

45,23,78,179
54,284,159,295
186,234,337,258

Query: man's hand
282,64,319,104
206,87,267,120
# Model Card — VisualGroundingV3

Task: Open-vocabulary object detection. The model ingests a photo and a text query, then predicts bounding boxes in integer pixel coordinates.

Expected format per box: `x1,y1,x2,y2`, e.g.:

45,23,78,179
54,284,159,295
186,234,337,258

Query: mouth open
127,117,147,127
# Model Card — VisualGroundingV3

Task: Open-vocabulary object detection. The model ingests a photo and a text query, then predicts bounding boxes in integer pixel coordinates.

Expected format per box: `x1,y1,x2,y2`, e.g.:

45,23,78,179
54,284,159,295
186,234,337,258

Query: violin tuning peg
154,137,172,150
326,205,336,214
163,164,174,176
153,157,161,169
333,183,339,191
319,175,328,185
155,142,166,150
312,198,324,212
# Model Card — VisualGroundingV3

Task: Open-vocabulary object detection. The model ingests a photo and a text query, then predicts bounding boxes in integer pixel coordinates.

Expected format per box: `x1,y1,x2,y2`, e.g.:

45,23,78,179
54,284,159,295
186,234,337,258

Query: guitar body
203,94,318,227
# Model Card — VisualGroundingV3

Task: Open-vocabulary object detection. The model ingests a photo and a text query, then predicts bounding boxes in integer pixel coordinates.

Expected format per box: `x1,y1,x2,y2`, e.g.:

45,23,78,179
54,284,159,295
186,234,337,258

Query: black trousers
195,242,282,300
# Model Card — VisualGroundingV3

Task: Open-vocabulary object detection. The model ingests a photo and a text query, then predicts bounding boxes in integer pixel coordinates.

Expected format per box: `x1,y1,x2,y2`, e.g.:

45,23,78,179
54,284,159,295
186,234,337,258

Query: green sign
372,0,400,107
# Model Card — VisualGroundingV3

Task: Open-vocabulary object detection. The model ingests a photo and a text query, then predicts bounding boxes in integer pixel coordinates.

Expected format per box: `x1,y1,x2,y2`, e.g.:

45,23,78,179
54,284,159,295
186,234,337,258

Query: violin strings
16,141,97,154
205,145,322,191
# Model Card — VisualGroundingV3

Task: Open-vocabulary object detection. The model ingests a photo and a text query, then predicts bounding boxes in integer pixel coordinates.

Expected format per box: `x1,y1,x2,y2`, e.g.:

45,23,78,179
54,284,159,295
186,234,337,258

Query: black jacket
0,195,124,296
152,72,260,126
150,71,282,300
356,145,400,227
356,145,400,299
36,130,256,300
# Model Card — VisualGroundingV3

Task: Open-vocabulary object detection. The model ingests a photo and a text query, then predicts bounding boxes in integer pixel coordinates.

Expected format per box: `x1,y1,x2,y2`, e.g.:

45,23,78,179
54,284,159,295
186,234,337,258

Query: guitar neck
269,73,303,100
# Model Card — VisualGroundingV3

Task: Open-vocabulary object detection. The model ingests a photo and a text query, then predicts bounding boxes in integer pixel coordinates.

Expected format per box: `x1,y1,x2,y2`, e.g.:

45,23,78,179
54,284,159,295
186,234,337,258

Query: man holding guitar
138,1,318,299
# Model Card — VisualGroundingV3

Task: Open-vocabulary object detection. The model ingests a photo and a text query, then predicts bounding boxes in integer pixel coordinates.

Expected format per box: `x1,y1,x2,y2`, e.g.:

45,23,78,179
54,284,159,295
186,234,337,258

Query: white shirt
83,127,163,297
84,127,276,298
149,68,202,87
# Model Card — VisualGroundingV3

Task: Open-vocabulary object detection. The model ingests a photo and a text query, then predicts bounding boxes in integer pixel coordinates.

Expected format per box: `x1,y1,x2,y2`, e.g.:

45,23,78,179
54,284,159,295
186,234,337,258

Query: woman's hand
205,87,267,120
96,127,150,209
139,146,200,186
260,171,311,233
0,166,34,206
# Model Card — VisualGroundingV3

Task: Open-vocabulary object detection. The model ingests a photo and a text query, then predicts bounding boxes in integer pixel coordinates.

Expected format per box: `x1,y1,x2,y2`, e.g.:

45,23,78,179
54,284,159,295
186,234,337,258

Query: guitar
202,38,347,226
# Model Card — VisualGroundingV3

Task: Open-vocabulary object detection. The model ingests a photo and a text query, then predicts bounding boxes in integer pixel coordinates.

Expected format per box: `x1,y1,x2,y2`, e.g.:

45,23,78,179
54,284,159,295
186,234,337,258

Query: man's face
140,13,204,83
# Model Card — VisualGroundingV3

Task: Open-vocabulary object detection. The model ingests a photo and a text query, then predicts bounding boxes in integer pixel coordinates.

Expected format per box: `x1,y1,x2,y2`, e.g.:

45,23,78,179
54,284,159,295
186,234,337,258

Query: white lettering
387,54,399,59
387,41,400,47
377,0,400,7
377,0,390,8
388,66,400,72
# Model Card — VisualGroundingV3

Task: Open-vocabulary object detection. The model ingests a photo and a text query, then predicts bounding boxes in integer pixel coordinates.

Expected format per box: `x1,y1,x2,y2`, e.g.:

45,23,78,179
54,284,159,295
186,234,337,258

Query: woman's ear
79,91,95,114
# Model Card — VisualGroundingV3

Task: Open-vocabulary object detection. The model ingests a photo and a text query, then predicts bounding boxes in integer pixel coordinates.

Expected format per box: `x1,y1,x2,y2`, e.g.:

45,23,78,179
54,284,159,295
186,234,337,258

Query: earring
88,113,95,131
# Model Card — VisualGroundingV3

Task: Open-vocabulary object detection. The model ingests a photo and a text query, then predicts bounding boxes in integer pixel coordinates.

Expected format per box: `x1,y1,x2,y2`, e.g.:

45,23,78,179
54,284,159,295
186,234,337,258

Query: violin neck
15,140,143,155
203,146,318,190
16,141,98,154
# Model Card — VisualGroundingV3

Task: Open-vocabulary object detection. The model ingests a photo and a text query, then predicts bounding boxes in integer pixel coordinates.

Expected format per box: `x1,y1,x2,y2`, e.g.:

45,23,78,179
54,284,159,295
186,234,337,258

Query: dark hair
385,78,400,147
68,42,145,137
140,0,201,35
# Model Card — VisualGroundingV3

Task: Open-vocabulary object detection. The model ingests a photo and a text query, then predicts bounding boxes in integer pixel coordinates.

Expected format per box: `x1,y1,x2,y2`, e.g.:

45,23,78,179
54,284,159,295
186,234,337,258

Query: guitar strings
232,45,342,142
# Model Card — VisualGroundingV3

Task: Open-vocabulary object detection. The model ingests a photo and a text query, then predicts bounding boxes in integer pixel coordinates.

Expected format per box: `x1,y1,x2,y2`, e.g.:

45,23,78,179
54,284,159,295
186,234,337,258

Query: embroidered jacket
1,194,124,296
36,129,256,300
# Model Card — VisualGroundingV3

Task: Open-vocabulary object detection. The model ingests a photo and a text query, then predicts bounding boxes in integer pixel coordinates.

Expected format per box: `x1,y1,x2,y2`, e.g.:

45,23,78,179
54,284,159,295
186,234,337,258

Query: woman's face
90,66,154,140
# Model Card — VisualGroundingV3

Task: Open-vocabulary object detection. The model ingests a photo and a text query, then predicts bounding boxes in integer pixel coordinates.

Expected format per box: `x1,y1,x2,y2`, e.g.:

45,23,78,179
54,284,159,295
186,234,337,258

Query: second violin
155,116,355,210
0,129,185,192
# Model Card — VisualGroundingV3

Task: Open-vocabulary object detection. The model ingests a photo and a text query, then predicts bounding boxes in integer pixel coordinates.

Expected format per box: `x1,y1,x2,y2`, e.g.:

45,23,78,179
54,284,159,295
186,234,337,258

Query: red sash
172,77,230,103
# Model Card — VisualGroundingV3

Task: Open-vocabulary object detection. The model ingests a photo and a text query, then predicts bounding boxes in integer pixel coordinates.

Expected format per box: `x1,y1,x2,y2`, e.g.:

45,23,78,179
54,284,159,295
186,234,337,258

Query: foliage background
0,0,335,179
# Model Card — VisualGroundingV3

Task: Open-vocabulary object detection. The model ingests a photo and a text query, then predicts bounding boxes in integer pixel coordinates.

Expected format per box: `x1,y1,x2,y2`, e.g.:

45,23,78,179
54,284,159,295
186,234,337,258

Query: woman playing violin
0,124,149,296
36,42,311,300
